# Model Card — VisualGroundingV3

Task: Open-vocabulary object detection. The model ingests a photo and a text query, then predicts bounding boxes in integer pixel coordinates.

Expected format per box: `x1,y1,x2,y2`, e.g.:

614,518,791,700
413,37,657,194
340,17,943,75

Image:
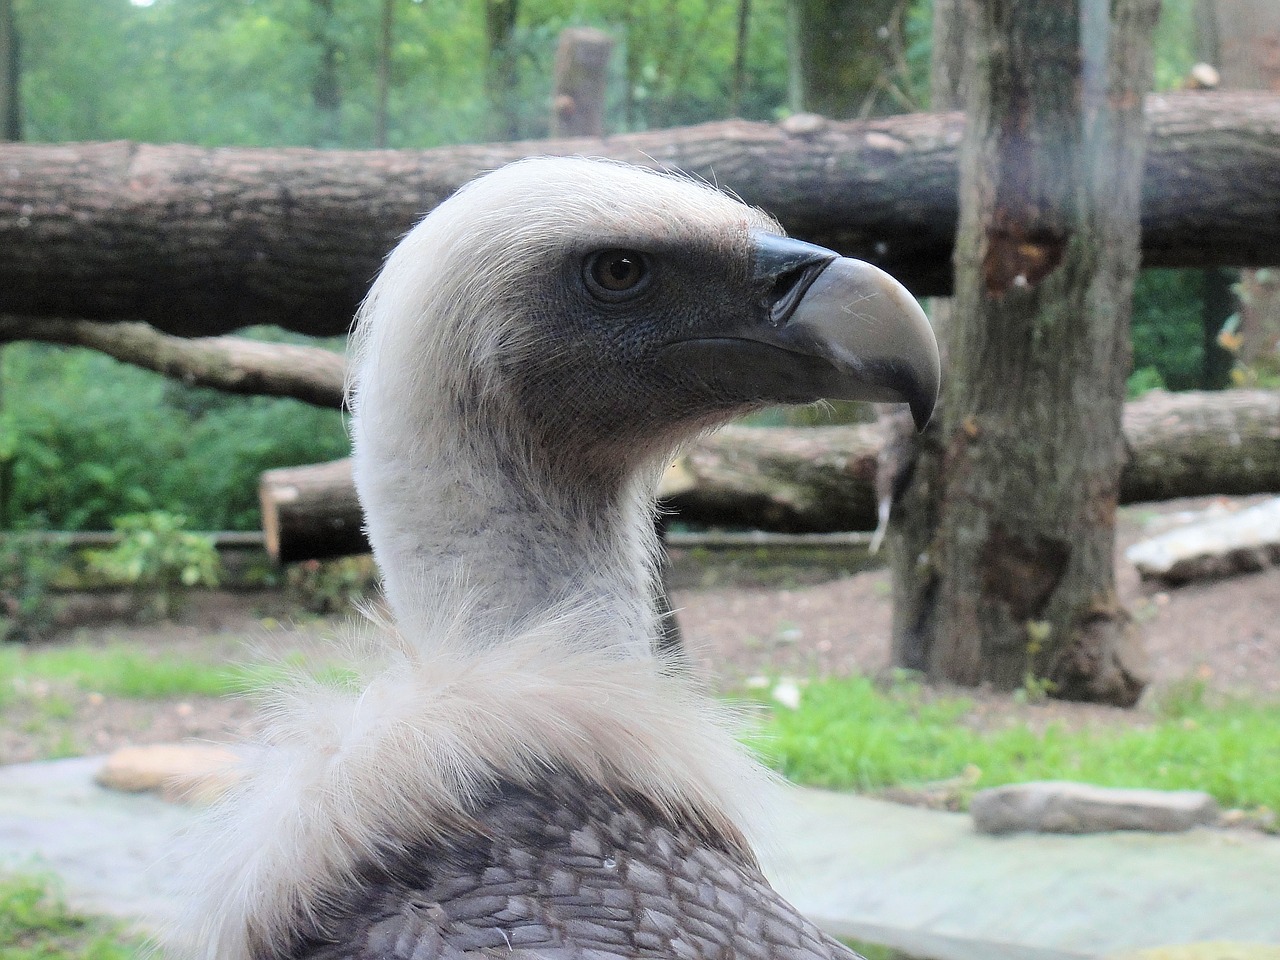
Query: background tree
484,0,520,139
374,0,395,148
787,0,926,118
0,0,17,141
889,0,1161,706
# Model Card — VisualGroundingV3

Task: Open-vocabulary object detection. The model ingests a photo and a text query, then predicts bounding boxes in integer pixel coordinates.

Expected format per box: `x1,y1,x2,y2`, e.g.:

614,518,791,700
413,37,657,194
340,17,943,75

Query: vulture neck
357,408,664,656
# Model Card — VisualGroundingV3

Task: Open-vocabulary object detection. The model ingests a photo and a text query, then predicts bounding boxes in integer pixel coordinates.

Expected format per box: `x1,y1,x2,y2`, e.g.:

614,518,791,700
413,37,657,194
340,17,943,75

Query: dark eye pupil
608,258,635,284
588,250,648,295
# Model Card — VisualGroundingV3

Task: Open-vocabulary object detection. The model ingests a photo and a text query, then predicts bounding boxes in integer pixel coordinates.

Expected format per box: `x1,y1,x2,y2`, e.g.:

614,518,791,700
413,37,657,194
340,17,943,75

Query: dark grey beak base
749,233,941,429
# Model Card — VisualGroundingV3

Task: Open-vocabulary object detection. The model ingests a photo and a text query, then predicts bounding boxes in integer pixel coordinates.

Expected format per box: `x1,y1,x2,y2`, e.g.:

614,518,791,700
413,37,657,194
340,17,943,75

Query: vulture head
177,158,938,960
350,158,938,641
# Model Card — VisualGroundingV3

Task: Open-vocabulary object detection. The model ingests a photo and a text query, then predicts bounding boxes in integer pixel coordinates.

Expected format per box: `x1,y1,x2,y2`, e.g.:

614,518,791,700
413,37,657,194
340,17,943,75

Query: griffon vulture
175,157,939,960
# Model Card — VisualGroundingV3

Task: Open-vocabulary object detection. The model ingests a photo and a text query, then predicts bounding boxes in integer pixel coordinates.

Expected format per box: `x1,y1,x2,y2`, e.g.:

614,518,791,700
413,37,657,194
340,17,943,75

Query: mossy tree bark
889,0,1161,706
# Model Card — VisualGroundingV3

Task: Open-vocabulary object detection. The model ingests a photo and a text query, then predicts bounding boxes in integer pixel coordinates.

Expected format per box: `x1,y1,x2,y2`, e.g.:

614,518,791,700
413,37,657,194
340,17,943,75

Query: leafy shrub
0,535,69,643
3,341,348,533
1130,269,1207,392
287,556,379,614
84,512,220,619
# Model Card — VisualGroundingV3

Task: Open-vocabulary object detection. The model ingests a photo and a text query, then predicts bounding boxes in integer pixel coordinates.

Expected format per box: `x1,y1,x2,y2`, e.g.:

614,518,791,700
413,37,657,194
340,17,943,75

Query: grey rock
971,781,1220,835
1125,497,1280,584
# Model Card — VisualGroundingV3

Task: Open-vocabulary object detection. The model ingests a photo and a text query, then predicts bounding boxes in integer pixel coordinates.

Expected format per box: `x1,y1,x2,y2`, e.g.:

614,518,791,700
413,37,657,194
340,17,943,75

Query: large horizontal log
260,389,1280,561
2,92,1279,336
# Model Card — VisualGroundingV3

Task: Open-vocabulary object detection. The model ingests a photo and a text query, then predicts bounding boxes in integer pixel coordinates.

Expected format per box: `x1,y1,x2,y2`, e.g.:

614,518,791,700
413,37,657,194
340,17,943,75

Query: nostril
768,261,831,326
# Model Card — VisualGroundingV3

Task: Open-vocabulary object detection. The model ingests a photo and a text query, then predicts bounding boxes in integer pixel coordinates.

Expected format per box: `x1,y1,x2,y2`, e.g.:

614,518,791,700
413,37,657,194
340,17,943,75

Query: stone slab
970,781,1220,835
0,755,191,929
3,758,1280,958
764,788,1280,960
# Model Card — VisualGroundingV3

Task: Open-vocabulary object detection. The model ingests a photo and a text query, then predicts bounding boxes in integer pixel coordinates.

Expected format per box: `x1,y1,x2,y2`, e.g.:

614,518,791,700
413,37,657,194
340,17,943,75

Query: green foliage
750,674,1280,815
83,512,219,619
0,871,140,960
0,536,68,643
286,556,379,614
1126,365,1167,399
3,342,349,533
12,0,1203,149
14,0,796,148
1130,269,1208,393
1151,0,1198,92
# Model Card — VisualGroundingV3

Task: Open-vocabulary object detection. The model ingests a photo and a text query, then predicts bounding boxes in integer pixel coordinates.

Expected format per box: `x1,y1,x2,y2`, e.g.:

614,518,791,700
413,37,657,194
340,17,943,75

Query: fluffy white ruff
170,605,777,960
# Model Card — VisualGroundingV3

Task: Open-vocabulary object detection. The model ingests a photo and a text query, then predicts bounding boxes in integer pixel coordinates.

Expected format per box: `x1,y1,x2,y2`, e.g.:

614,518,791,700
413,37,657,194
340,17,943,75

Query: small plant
84,511,220,620
0,534,69,643
286,555,378,614
1016,620,1058,704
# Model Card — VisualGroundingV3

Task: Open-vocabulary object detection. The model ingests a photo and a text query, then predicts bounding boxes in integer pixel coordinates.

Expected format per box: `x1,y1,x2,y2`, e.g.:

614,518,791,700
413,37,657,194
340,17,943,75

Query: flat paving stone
0,755,191,929
3,757,1280,958
765,789,1280,960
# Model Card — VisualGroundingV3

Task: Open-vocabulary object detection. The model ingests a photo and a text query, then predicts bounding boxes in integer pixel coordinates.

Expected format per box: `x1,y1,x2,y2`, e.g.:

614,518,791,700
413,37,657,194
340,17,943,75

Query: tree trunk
485,0,520,140
729,0,752,117
374,0,396,148
787,0,902,118
889,0,1161,707
1,93,1277,336
0,0,18,142
1209,0,1280,92
550,28,614,137
309,0,342,146
258,390,1280,562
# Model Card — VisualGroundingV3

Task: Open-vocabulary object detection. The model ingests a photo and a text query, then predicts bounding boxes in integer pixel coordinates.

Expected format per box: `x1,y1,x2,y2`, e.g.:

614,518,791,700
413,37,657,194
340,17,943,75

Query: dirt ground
2,495,1277,765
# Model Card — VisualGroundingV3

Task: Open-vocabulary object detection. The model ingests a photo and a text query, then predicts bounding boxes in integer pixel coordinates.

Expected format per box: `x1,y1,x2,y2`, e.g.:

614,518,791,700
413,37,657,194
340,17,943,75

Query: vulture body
176,158,939,960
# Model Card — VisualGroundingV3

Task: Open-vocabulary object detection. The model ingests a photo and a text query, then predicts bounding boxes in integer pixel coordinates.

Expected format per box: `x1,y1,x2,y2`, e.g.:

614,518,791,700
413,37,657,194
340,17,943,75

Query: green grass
0,872,143,960
0,643,359,705
0,645,245,700
749,675,1280,815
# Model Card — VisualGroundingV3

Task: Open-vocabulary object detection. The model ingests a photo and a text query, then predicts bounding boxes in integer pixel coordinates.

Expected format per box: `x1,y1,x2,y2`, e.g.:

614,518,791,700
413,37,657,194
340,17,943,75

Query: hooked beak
750,234,941,430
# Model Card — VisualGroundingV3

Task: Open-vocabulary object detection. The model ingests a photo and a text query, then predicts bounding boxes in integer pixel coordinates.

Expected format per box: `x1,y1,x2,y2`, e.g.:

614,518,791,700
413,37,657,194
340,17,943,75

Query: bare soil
2,496,1277,766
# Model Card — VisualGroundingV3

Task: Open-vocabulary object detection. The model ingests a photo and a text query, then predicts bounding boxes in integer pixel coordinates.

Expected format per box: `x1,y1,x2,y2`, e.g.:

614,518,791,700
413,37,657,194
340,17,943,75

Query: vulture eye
584,250,650,300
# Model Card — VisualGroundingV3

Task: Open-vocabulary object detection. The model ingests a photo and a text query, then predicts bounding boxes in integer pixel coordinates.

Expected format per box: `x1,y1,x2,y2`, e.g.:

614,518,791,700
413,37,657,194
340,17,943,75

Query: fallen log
2,91,1279,335
0,316,346,406
260,460,363,564
259,389,1280,561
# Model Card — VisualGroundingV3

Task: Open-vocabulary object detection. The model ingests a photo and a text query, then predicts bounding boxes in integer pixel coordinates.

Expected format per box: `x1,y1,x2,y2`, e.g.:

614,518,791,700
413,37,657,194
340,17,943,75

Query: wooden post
551,28,614,137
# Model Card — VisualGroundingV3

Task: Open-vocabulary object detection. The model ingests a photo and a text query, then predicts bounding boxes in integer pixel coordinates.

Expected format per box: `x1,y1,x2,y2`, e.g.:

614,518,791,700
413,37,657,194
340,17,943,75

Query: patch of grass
0,645,240,700
0,871,143,959
749,675,1280,815
838,938,912,960
0,644,359,710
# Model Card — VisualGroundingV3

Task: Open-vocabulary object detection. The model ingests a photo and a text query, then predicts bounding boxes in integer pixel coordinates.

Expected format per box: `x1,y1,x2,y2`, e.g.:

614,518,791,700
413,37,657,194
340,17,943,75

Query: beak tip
909,367,940,432
911,396,936,432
